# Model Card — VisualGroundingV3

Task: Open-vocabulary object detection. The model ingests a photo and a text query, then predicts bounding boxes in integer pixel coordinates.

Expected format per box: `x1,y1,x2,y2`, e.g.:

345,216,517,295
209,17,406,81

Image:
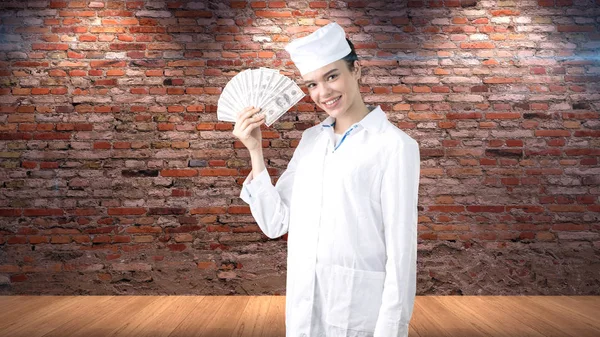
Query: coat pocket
325,264,386,333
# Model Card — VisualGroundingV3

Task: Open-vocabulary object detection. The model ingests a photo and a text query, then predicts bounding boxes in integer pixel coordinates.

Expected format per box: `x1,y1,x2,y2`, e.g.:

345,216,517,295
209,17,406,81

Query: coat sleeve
373,139,420,337
239,135,305,239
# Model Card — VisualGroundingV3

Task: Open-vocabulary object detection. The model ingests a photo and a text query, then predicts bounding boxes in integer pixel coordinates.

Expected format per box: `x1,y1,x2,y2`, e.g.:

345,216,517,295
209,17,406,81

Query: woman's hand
232,106,266,152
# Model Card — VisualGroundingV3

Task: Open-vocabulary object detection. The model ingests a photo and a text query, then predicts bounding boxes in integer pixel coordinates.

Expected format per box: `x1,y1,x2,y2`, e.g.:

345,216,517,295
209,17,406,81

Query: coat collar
320,105,387,134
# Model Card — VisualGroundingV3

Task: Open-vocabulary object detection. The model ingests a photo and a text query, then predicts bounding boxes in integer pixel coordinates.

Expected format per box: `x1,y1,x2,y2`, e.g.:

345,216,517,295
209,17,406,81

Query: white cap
285,22,351,76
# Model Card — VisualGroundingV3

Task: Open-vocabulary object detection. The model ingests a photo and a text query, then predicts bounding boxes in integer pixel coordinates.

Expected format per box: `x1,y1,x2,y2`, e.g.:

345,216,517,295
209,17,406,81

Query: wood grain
0,296,597,337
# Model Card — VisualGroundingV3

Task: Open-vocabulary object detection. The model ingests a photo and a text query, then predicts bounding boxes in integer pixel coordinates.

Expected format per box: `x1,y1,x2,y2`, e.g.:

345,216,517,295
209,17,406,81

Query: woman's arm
249,147,267,180
239,137,303,239
374,139,421,337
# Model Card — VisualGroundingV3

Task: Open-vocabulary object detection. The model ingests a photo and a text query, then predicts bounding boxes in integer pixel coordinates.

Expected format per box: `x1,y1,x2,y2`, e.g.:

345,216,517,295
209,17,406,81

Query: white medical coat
239,105,420,337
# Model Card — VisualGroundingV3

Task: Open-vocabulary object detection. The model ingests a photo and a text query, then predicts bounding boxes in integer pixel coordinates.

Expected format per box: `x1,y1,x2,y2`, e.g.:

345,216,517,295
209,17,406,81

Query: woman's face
301,59,361,118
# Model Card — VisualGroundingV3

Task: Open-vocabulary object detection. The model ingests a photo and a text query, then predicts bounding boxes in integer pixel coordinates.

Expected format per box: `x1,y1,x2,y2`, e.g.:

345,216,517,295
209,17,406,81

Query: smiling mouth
322,96,341,107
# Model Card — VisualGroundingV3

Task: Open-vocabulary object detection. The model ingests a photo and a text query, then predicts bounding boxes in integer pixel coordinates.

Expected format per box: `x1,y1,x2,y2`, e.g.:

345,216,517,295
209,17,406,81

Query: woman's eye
307,83,315,89
328,74,338,80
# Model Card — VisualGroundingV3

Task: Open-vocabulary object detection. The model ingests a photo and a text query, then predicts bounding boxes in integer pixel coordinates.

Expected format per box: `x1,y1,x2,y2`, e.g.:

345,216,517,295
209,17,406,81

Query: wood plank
44,296,158,337
443,296,545,337
0,295,29,309
406,299,427,337
34,296,112,337
167,296,225,337
200,296,250,337
413,296,472,337
2,296,98,337
105,296,205,337
485,296,579,337
261,296,286,337
577,296,600,310
0,296,72,330
42,296,125,337
531,296,600,326
435,296,514,337
231,296,272,337
509,296,600,337
407,324,422,337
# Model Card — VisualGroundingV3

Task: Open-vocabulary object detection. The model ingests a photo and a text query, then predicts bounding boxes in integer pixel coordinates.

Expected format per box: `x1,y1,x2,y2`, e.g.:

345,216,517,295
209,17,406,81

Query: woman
233,22,420,337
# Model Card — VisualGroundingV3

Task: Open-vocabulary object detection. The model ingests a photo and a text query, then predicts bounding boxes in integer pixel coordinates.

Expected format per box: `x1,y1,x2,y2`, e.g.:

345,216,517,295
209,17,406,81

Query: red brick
8,236,27,244
90,60,126,68
125,226,161,234
460,42,495,49
466,206,505,213
491,10,520,16
255,10,292,17
59,10,95,17
309,1,328,8
31,43,68,50
40,162,59,169
207,225,230,232
10,274,28,282
23,209,64,216
565,76,600,82
534,130,571,137
230,1,246,8
160,169,198,177
429,205,465,213
51,236,72,244
168,243,187,251
486,112,520,119
250,1,267,8
49,69,67,77
413,86,431,93
199,168,239,176
92,235,111,243
483,77,518,84
447,112,482,119
31,88,50,95
574,130,600,137
93,142,110,149
197,262,216,269
0,209,21,217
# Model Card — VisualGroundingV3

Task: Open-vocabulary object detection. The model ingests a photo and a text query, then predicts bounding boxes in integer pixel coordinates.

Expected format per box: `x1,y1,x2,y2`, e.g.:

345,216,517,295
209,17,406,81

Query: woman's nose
319,83,333,99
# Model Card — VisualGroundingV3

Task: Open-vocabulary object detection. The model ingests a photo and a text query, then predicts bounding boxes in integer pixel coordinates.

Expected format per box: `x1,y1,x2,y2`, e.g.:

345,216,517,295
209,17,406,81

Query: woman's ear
353,60,361,81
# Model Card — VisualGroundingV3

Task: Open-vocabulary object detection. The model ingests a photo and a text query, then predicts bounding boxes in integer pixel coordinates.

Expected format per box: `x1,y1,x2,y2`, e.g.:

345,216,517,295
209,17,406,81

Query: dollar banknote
217,68,305,127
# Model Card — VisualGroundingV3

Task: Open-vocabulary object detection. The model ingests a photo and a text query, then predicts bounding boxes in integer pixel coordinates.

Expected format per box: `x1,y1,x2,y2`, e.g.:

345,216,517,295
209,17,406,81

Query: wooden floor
0,296,598,337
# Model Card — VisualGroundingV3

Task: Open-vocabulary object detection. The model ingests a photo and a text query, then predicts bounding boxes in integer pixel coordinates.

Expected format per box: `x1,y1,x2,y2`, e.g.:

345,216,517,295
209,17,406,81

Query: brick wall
0,0,598,295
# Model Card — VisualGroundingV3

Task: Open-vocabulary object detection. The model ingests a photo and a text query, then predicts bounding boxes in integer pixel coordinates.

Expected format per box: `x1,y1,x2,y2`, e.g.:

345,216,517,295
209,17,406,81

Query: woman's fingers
235,107,252,125
239,107,263,130
237,106,260,121
232,107,266,152
233,107,265,145
246,109,261,124
245,114,265,131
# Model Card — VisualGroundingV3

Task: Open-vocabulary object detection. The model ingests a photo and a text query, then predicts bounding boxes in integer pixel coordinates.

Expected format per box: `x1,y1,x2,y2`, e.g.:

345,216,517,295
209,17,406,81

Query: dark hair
341,38,358,72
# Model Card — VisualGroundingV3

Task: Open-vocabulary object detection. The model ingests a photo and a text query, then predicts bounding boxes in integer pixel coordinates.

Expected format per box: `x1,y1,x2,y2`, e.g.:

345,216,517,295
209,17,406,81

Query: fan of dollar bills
217,67,305,127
